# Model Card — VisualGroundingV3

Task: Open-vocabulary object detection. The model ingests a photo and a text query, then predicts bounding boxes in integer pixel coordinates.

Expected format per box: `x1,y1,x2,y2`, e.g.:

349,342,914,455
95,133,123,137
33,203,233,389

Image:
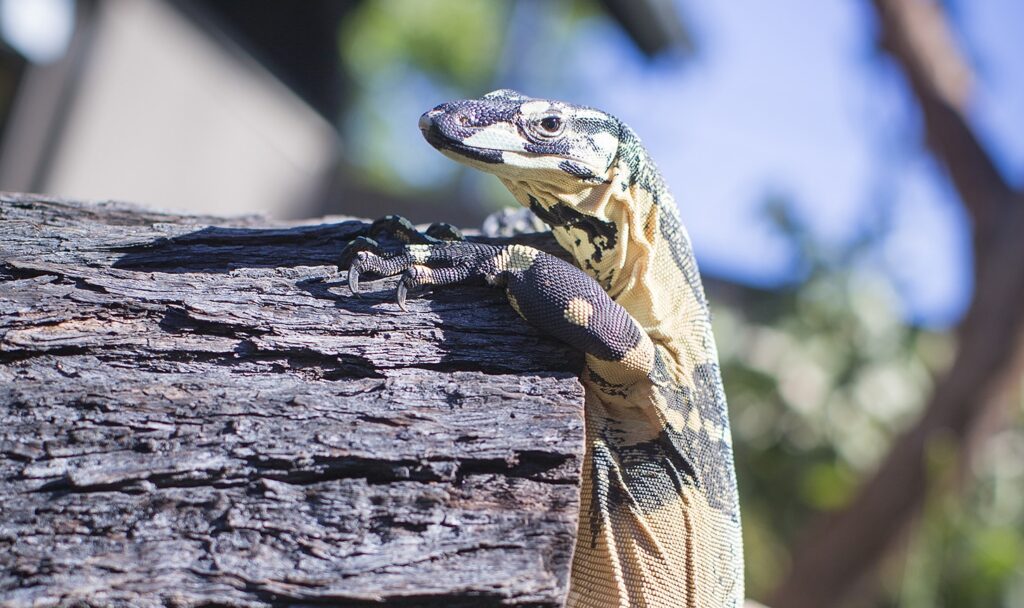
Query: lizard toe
337,236,382,270
425,222,464,241
347,250,396,295
394,265,434,311
368,214,433,244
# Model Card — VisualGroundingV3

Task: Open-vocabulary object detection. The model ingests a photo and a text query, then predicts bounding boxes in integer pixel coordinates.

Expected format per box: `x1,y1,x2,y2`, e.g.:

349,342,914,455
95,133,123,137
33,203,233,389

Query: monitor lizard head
419,88,621,189
420,89,675,299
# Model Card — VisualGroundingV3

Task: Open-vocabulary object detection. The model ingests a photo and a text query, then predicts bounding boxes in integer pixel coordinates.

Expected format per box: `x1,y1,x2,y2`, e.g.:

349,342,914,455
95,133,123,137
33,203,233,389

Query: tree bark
0,193,585,607
770,1,1024,606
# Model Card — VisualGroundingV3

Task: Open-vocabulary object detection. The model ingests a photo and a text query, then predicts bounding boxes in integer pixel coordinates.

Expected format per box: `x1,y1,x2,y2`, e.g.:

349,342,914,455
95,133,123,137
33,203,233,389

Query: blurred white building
0,0,339,218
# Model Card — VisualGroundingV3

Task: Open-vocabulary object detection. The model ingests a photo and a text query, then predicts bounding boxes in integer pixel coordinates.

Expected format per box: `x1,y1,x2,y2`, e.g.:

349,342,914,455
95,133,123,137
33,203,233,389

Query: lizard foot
338,216,473,306
340,239,493,310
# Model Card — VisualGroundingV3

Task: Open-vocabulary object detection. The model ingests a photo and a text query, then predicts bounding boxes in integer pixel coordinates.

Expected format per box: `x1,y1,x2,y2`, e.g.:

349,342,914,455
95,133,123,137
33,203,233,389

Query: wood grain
0,193,585,607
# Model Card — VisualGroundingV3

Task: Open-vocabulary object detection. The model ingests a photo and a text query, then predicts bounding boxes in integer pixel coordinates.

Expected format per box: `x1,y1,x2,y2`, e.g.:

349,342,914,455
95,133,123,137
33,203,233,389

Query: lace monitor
339,90,744,607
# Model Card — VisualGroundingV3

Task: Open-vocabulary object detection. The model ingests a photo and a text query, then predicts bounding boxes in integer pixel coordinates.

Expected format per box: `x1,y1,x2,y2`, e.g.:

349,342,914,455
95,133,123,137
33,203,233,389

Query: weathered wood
0,193,585,607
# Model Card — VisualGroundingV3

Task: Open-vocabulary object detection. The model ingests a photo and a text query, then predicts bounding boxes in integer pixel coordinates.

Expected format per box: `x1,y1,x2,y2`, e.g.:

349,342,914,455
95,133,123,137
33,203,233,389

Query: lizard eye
533,113,564,138
540,116,561,132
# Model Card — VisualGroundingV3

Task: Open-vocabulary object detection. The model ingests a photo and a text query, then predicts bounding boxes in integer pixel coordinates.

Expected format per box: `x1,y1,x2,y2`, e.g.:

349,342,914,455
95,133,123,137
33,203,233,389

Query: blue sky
558,0,1023,328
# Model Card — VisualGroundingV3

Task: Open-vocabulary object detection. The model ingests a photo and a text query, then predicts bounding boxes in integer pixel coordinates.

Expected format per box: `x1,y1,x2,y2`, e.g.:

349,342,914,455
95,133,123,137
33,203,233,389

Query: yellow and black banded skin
340,90,743,607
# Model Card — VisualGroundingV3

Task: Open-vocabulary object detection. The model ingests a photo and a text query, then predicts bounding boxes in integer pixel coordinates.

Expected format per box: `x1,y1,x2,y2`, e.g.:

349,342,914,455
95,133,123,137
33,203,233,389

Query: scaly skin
340,90,743,607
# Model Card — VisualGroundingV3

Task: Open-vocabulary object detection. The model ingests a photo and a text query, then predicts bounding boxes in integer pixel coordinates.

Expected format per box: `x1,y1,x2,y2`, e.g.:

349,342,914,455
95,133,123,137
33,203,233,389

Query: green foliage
337,0,516,202
340,0,507,91
720,200,1024,605
892,419,1024,608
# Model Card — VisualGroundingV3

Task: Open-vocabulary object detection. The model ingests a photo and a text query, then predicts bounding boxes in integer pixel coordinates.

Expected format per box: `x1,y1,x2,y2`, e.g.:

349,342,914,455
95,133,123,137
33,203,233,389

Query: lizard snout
418,111,438,132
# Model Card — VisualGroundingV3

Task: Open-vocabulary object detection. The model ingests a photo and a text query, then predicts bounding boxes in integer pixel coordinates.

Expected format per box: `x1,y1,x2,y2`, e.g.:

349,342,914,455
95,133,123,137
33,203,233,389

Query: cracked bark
0,193,585,607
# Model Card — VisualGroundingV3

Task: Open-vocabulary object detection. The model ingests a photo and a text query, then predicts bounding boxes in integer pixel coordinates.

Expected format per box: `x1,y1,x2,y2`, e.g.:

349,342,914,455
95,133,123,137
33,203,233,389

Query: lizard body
342,90,743,607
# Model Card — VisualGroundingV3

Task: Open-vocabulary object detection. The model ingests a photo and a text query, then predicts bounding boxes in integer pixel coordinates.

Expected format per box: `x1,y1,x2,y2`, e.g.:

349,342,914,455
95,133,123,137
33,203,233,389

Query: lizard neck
504,155,712,383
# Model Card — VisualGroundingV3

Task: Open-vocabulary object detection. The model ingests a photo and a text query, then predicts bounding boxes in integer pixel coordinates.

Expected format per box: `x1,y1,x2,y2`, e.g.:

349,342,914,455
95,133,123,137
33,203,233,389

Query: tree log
0,193,585,607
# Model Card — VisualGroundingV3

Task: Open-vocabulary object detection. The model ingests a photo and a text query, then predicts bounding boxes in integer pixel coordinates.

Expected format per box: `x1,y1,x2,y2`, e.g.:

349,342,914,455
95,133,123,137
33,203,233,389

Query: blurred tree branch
871,0,1015,249
770,1,1024,607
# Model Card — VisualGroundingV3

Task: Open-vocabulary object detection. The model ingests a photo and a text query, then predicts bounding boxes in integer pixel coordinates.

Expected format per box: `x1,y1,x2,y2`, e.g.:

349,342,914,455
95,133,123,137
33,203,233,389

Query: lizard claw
348,266,361,296
396,279,409,312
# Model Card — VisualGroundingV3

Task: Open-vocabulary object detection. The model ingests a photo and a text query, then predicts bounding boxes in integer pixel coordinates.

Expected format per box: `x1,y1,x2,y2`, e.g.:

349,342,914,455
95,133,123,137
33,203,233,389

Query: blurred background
1,0,1021,606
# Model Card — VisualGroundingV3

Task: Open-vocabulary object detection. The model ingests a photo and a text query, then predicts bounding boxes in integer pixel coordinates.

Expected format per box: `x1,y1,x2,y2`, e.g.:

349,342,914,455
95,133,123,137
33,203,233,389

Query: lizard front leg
339,236,655,384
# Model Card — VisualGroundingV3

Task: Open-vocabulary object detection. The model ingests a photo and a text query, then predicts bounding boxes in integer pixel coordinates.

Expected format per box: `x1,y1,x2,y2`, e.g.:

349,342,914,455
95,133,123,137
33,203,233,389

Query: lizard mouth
419,111,504,165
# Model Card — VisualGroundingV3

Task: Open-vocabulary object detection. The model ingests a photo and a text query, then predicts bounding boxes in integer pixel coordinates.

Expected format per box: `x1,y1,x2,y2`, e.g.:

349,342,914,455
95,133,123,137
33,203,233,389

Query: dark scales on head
615,123,668,207
558,160,605,183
